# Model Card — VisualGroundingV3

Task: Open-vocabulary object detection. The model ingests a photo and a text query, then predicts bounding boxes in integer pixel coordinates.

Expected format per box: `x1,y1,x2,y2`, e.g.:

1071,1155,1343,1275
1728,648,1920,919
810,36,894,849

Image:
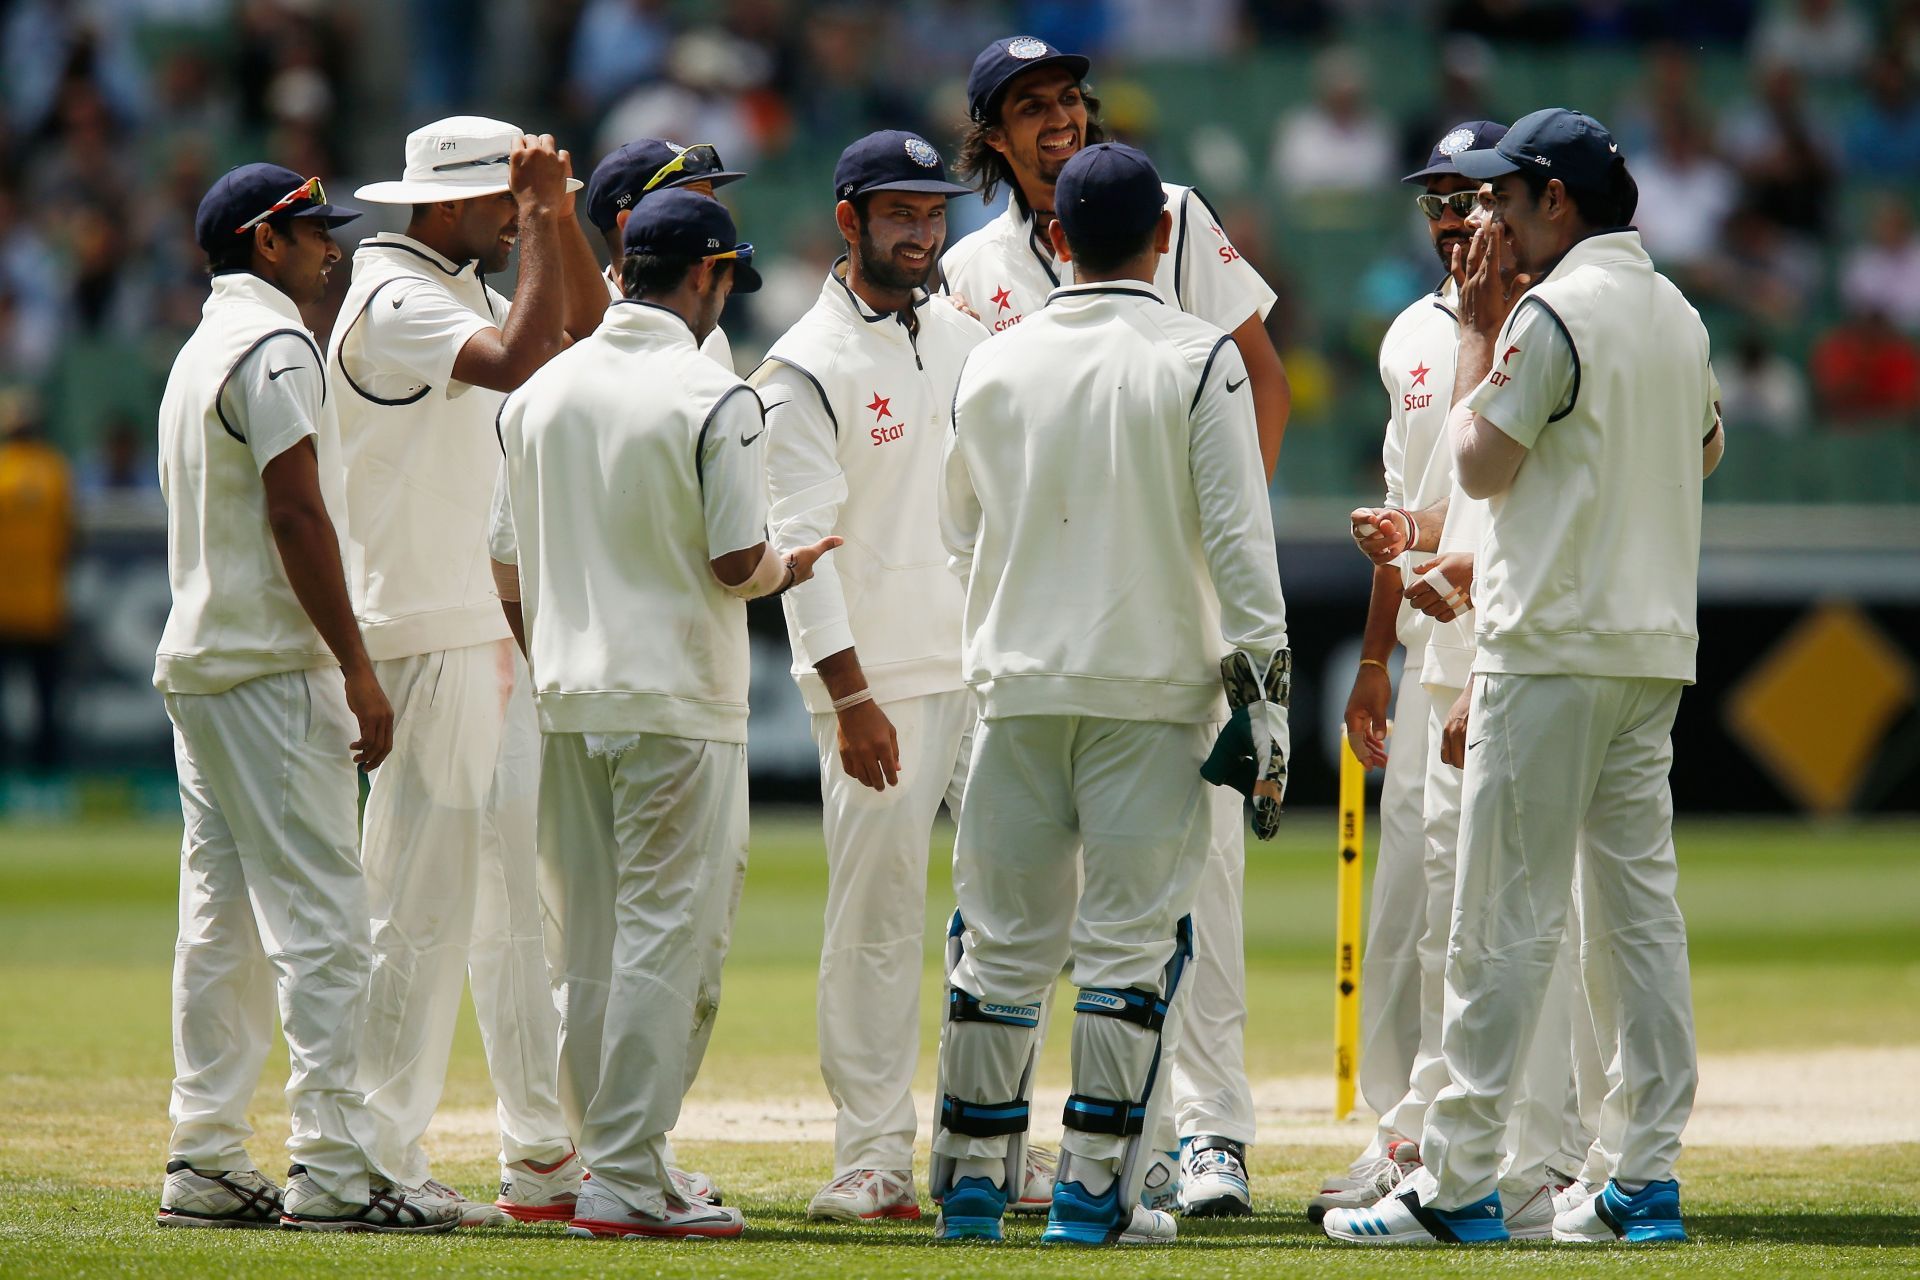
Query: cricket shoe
1178,1136,1251,1217
1552,1178,1687,1243
567,1179,745,1239
1008,1143,1057,1215
156,1160,282,1229
670,1165,722,1205
1553,1179,1598,1217
1322,1166,1509,1245
413,1177,510,1226
280,1165,461,1233
1501,1180,1568,1241
807,1169,921,1222
934,1175,1007,1242
1140,1149,1181,1212
1041,1180,1177,1246
1306,1138,1421,1223
495,1150,582,1223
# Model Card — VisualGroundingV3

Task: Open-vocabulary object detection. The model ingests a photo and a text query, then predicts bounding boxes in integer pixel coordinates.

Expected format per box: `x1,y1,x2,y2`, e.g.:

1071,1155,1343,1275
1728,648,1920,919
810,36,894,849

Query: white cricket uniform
155,271,382,1204
601,265,734,370
490,299,762,1214
942,184,1278,1145
756,265,987,1174
1422,230,1715,1209
937,282,1288,1198
330,232,569,1187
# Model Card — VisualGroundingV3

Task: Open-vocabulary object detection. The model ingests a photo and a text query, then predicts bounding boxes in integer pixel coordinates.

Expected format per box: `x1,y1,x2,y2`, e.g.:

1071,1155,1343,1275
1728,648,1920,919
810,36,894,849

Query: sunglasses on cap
235,177,326,234
1415,189,1482,221
706,242,754,266
645,143,726,193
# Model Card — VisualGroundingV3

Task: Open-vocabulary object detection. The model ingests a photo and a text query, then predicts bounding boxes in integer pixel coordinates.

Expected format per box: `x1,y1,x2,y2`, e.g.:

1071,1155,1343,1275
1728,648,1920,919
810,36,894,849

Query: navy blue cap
194,163,359,252
1054,143,1167,256
1402,120,1510,184
1453,108,1623,192
585,140,747,232
621,189,761,293
966,35,1091,124
833,130,972,203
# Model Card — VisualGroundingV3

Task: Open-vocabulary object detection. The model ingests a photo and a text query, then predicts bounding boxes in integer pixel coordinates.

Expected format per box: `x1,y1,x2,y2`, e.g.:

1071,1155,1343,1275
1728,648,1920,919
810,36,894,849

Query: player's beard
1434,230,1470,274
857,224,936,293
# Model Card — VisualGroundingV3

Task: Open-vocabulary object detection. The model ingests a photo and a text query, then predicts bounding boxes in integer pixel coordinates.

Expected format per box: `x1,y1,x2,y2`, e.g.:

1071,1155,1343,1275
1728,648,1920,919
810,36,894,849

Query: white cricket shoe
280,1166,461,1233
496,1150,582,1223
808,1168,922,1222
1501,1180,1565,1240
1551,1178,1687,1243
156,1161,282,1229
670,1165,723,1205
1322,1166,1509,1245
1008,1143,1058,1215
1140,1149,1181,1212
414,1177,510,1227
568,1178,746,1239
1306,1138,1421,1223
1178,1136,1251,1217
1553,1180,1598,1217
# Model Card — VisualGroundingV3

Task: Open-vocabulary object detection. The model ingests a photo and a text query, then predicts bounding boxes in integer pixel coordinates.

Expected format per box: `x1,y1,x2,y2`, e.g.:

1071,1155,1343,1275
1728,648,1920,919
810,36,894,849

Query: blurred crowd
5,0,1920,765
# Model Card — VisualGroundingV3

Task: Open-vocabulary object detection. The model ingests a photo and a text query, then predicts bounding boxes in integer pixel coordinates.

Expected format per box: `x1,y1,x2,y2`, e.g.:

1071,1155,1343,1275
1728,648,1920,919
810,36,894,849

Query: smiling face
438,190,520,272
260,217,343,306
1482,171,1575,277
849,190,949,292
987,67,1089,206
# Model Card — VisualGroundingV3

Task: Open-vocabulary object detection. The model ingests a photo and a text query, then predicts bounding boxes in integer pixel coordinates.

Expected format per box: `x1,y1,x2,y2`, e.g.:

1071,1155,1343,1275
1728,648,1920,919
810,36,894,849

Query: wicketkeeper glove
1201,649,1292,840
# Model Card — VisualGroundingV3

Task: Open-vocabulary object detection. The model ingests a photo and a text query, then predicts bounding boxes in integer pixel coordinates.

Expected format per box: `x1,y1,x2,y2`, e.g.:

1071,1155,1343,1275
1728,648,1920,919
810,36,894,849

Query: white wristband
832,688,874,714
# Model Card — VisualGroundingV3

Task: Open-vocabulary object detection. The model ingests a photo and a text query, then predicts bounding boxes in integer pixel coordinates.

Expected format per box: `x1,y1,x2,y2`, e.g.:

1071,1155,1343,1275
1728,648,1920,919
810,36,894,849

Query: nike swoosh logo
267,366,303,381
740,429,765,447
392,296,405,308
1225,376,1248,393
1467,738,1486,751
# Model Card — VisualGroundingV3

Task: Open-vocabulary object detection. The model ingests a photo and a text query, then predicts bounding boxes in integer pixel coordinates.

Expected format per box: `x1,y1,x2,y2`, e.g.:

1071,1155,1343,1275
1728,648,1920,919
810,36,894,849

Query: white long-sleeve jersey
941,281,1288,723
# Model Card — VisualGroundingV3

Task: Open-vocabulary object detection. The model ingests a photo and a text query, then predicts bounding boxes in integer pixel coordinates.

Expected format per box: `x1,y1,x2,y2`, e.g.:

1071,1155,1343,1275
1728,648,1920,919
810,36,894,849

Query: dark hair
1517,158,1639,230
955,87,1107,214
205,214,291,276
621,250,732,299
1063,222,1154,275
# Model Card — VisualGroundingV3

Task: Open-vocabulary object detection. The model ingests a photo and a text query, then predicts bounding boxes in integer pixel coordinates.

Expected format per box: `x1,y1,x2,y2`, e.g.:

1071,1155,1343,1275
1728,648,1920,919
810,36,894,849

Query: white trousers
1165,781,1256,1144
1375,685,1588,1188
166,667,381,1203
1424,673,1696,1207
358,639,570,1186
541,731,748,1213
814,689,973,1173
937,716,1210,1200
1357,667,1433,1145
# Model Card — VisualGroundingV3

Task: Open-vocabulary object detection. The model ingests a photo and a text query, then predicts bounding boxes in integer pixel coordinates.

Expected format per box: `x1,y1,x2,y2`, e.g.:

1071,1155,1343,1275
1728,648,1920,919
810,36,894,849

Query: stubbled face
447,190,520,273
988,67,1089,200
273,218,343,306
1425,173,1478,272
853,191,948,291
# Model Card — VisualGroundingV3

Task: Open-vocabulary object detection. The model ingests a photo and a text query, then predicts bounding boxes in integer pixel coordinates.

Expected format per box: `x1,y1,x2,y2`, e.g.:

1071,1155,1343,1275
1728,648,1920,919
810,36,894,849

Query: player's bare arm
710,535,841,594
1449,224,1532,499
1344,565,1399,769
1229,312,1290,478
813,647,901,792
1349,494,1449,564
450,136,574,392
1438,675,1474,770
262,439,393,770
554,143,613,340
1704,404,1725,476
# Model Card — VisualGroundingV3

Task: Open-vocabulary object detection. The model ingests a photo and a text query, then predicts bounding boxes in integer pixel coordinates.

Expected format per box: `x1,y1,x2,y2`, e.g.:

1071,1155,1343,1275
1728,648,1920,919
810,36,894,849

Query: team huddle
151,32,1721,1249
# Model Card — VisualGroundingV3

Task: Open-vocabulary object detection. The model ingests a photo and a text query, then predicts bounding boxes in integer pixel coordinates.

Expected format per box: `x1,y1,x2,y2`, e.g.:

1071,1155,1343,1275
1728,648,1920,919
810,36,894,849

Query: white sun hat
354,115,585,204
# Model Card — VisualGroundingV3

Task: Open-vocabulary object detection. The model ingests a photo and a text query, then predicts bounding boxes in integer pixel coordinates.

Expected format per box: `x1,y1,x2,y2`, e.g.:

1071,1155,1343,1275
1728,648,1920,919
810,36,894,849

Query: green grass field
2,812,1917,1277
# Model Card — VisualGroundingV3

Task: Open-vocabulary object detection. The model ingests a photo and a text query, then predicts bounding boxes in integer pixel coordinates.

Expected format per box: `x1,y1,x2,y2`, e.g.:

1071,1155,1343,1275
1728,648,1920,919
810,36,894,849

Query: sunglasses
645,143,726,193
706,242,754,267
1415,189,1482,221
235,177,325,234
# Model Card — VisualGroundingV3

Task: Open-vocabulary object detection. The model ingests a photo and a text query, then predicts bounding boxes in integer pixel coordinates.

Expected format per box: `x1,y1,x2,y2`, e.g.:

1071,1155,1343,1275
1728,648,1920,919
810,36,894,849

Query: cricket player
941,35,1291,1215
753,130,987,1223
1325,108,1724,1246
933,143,1290,1246
1317,126,1595,1236
489,190,838,1239
585,137,748,368
154,163,456,1233
331,116,605,1223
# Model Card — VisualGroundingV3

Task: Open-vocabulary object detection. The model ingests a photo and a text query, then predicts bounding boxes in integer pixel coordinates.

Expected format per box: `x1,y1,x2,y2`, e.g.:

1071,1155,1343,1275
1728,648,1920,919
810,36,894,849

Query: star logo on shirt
1409,362,1430,387
868,392,893,422
1503,344,1522,365
991,285,1013,313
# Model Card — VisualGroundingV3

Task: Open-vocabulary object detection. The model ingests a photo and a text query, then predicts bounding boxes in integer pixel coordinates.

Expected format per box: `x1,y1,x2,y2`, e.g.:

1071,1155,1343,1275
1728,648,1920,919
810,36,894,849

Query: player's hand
837,698,901,791
1456,224,1532,338
343,664,394,771
1348,507,1410,565
949,293,981,321
783,535,843,587
1439,681,1473,770
510,134,569,212
1405,552,1474,622
1343,663,1390,770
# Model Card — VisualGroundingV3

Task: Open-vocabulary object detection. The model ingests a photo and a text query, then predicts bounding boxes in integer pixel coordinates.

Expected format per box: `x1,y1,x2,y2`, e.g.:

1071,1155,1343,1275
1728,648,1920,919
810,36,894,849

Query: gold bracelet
1358,658,1389,672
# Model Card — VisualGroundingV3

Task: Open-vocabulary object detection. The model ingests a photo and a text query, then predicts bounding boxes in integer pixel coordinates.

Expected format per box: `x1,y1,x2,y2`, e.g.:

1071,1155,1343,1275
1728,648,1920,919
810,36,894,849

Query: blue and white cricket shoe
1041,1181,1177,1246
1552,1178,1688,1243
933,1176,1007,1243
1177,1136,1251,1217
1322,1167,1509,1245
